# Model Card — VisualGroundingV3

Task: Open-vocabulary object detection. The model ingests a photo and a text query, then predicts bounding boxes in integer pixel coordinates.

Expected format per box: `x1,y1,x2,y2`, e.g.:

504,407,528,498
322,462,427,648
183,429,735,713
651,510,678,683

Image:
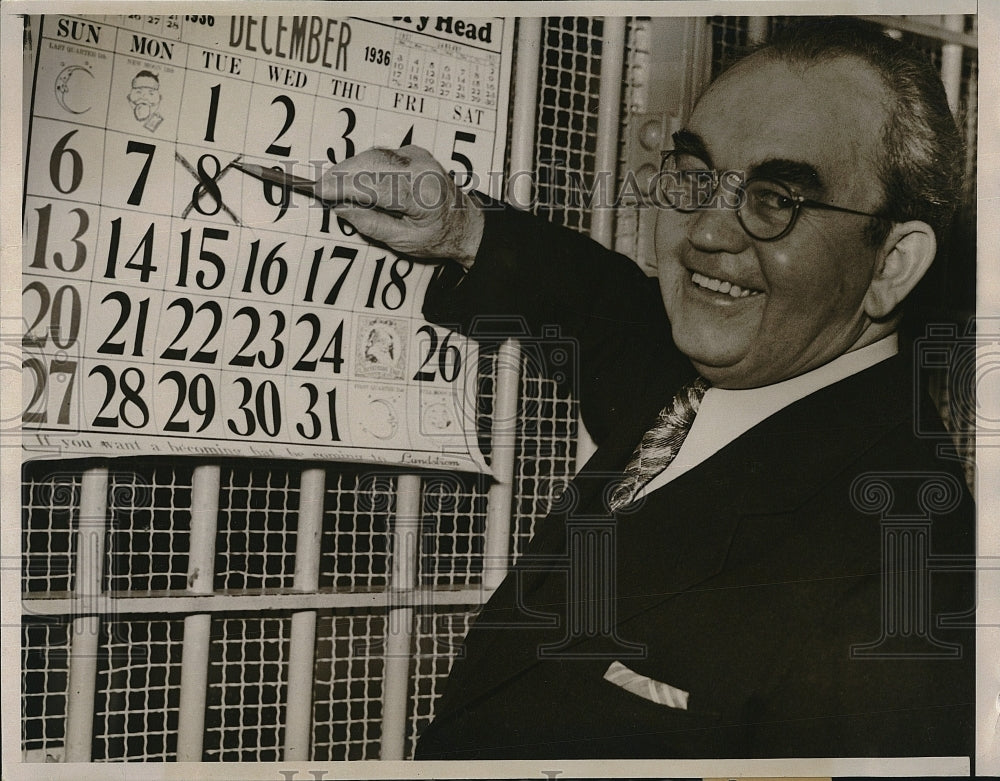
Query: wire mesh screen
311,611,386,761
106,465,193,593
418,473,488,587
20,353,578,761
93,618,184,761
203,615,291,761
708,16,750,76
21,619,70,761
217,467,300,591
512,373,576,560
23,471,79,595
320,470,394,590
533,17,605,233
406,608,479,758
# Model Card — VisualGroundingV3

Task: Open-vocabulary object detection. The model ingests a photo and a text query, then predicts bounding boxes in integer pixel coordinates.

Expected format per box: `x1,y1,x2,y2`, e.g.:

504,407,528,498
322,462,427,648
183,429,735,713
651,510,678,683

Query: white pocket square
603,660,690,710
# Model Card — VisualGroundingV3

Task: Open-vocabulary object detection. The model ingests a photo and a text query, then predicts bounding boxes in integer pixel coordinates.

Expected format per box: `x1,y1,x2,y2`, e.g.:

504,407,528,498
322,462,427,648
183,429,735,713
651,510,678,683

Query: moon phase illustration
54,65,94,114
362,398,399,440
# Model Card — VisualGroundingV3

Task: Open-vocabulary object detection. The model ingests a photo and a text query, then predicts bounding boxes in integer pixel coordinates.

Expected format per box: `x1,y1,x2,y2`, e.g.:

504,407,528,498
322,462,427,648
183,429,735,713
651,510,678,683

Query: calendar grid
23,14,510,473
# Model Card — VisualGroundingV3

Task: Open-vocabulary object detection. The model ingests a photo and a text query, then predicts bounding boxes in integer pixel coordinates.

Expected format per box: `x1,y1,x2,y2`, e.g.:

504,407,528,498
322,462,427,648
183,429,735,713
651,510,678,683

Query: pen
231,160,404,217
230,160,325,200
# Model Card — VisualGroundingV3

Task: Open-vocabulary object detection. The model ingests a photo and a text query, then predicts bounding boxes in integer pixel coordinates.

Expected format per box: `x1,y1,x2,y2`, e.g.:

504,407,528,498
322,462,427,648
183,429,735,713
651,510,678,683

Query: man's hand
317,145,485,269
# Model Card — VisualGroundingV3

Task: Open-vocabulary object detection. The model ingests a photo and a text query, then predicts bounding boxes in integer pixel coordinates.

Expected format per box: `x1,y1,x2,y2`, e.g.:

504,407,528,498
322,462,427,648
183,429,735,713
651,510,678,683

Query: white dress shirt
638,334,899,498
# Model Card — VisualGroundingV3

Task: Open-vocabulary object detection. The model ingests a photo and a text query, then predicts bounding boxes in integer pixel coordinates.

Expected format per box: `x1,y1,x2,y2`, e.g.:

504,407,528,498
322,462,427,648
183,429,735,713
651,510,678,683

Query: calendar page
21,13,512,473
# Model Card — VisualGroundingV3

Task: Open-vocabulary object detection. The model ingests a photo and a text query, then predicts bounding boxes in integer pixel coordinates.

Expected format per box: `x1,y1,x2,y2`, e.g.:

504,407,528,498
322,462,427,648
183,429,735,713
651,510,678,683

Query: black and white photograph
1,1,994,778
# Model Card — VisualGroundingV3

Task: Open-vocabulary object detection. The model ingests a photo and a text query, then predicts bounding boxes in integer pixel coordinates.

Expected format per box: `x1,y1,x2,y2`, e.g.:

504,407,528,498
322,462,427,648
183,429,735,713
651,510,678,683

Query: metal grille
513,374,576,560
21,355,578,761
105,465,192,593
23,470,79,594
93,618,183,761
709,16,750,76
320,470,393,590
21,619,70,761
418,474,488,587
203,615,291,761
311,611,386,761
406,608,479,758
217,467,299,591
533,17,605,233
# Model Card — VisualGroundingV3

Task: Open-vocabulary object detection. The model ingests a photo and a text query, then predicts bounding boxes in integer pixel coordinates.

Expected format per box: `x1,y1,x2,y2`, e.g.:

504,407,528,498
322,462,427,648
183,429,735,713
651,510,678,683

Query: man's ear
864,220,937,320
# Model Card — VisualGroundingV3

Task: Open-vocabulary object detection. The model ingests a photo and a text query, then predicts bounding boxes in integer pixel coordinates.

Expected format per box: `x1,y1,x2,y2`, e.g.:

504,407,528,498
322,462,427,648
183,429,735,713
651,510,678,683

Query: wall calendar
21,13,513,473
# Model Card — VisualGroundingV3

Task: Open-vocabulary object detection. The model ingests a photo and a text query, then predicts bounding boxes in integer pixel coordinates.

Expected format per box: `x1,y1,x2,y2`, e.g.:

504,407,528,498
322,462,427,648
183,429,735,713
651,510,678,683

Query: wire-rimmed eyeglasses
658,151,887,241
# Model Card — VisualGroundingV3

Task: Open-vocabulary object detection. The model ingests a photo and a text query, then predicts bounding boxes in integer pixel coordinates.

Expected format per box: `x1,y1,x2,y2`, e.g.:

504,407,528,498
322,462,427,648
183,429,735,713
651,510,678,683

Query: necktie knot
609,377,709,511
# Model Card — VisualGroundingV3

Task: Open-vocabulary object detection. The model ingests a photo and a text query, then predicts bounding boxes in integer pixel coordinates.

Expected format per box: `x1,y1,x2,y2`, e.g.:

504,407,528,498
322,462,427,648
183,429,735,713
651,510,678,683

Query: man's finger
316,147,411,202
331,205,405,242
316,146,453,214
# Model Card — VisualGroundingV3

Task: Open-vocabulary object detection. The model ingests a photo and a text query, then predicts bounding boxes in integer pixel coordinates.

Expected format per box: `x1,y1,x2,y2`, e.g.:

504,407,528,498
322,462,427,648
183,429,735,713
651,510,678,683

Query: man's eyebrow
749,158,826,195
670,129,712,165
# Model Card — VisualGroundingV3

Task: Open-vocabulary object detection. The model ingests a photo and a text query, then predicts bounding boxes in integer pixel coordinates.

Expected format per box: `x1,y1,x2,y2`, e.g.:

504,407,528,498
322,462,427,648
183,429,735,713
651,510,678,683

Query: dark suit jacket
416,203,975,760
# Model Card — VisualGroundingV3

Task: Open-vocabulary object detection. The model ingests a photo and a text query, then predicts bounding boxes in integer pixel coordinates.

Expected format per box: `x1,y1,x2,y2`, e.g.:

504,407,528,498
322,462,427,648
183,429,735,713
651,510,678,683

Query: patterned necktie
608,377,710,511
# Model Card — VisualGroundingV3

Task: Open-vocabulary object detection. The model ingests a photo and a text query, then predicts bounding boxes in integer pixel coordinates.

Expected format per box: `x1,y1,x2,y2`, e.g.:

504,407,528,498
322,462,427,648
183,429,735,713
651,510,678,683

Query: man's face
654,56,891,388
127,76,160,120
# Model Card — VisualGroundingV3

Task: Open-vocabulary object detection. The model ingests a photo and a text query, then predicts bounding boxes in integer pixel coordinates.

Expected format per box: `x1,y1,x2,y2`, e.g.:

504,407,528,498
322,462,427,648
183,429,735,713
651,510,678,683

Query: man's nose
685,203,748,254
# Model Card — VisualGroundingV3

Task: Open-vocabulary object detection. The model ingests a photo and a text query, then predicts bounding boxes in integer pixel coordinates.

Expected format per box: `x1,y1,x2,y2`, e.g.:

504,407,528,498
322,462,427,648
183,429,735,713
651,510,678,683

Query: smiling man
655,53,937,390
324,18,974,759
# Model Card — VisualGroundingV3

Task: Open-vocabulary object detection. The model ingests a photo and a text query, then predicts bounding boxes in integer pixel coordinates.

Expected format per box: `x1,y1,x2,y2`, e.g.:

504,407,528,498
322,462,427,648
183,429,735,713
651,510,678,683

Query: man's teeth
691,271,761,298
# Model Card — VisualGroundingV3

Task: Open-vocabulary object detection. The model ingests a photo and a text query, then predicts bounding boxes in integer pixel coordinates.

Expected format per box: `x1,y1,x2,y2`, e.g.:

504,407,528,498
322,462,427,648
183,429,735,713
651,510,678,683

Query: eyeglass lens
659,152,798,240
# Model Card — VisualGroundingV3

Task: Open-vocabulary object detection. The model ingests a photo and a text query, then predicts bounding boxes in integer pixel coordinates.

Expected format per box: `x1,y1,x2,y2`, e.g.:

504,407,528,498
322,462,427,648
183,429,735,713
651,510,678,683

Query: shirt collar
640,333,899,495
707,332,899,409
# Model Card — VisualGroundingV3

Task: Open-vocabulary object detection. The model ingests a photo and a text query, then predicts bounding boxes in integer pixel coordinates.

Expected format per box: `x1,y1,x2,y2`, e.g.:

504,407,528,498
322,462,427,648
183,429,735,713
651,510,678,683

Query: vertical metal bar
573,17,627,470
940,15,965,114
746,17,769,46
509,17,542,208
284,468,325,760
699,18,716,105
483,339,521,590
64,467,107,762
176,465,220,762
380,473,421,760
589,16,626,251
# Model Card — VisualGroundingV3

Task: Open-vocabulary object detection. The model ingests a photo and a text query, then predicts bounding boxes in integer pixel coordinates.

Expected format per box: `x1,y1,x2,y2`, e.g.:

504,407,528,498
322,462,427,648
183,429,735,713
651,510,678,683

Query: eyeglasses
658,151,886,241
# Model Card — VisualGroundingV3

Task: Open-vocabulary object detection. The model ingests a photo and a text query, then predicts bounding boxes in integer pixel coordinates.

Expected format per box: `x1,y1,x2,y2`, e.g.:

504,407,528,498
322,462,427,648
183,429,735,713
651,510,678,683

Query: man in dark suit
325,19,974,759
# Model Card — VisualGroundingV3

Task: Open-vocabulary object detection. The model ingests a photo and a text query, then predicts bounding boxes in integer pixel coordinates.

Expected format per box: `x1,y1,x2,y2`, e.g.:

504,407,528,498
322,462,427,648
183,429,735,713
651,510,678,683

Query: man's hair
133,70,160,86
746,17,965,245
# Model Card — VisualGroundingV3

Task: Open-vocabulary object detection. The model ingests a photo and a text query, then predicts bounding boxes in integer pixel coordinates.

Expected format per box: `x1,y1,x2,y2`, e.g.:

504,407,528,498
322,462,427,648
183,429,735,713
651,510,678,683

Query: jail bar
284,468,326,760
64,467,108,762
940,15,966,113
589,16,625,251
176,465,221,761
379,473,422,760
746,17,769,46
483,339,522,590
509,18,542,208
